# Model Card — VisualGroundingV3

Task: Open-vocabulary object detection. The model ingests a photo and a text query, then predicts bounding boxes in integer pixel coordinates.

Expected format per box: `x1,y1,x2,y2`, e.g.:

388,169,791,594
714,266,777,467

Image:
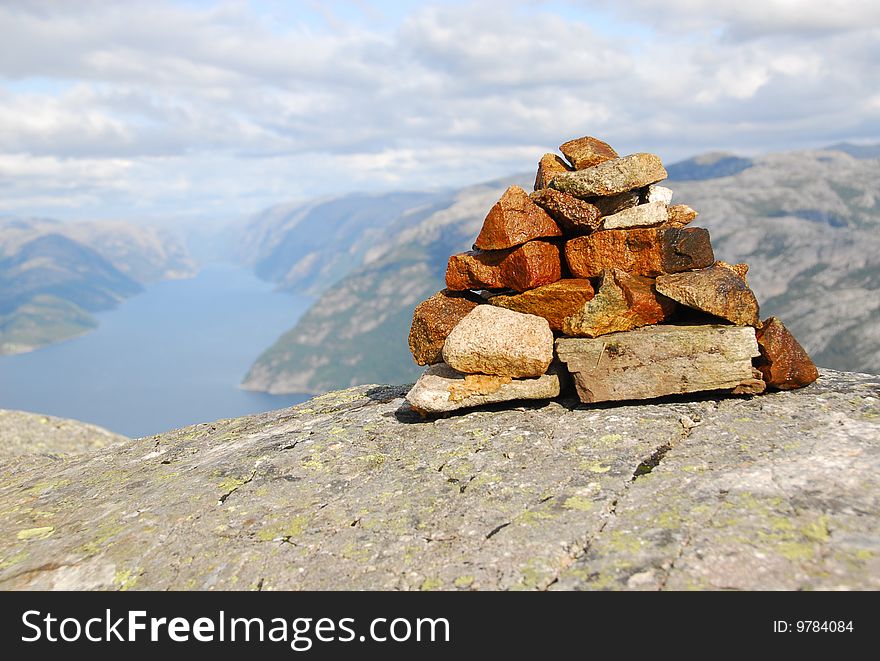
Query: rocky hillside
1,370,877,590
238,191,455,296
0,409,126,458
0,217,196,354
243,147,880,394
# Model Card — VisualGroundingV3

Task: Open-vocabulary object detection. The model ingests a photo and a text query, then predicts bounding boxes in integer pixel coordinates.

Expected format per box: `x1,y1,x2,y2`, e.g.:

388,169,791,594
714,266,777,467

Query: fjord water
0,264,311,437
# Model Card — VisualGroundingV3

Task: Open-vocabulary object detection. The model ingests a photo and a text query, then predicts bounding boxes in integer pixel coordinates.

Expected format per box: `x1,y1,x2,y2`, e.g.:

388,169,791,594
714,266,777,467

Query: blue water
0,264,311,438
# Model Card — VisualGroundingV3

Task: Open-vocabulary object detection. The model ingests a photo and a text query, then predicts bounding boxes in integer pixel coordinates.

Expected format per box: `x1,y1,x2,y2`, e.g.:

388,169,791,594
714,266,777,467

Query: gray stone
405,363,561,414
442,305,554,378
601,201,669,230
0,370,877,591
550,153,668,198
555,325,760,403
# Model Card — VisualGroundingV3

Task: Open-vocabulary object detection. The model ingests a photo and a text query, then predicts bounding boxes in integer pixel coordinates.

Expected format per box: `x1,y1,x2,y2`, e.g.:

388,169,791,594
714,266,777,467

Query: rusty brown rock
500,240,563,291
446,241,563,292
446,250,507,290
559,136,618,170
655,265,760,327
408,290,481,366
474,186,562,250
565,227,715,278
550,153,667,197
667,204,699,227
529,188,601,235
562,269,675,337
755,317,819,390
489,279,595,331
534,153,572,190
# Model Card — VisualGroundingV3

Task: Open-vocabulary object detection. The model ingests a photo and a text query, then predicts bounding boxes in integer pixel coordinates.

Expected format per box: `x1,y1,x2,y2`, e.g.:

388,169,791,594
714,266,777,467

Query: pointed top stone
559,136,618,170
474,185,562,251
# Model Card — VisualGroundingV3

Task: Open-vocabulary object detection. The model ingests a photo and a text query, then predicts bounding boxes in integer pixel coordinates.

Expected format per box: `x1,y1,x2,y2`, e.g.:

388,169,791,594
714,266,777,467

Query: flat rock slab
656,265,760,327
601,201,669,230
551,153,667,197
406,363,561,414
555,324,760,403
0,370,876,591
566,227,715,278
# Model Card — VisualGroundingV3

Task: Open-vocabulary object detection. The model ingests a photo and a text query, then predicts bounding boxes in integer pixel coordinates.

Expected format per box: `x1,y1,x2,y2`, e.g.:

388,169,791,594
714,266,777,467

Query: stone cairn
406,136,819,414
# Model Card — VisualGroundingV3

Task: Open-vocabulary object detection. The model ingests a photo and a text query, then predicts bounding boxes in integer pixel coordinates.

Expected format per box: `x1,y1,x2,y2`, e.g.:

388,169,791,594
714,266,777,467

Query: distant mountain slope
239,192,453,295
824,142,880,159
243,149,880,394
665,152,754,180
0,234,141,314
0,217,196,354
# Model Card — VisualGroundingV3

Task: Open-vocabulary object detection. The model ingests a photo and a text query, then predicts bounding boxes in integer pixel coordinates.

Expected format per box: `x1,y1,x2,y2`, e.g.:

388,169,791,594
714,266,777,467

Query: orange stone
565,227,715,278
500,240,564,292
559,136,618,169
446,240,563,292
408,290,481,366
445,250,507,291
667,204,699,226
755,317,819,390
529,188,601,235
474,186,562,250
489,279,595,331
534,153,573,190
563,269,675,337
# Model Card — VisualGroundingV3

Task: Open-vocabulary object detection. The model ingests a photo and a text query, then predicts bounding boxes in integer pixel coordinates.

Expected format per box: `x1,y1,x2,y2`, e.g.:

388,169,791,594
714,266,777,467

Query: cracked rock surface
0,369,877,590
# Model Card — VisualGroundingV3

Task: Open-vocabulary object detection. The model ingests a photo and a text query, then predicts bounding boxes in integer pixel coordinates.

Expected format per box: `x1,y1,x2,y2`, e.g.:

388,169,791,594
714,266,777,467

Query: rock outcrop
1,370,877,590
0,410,126,458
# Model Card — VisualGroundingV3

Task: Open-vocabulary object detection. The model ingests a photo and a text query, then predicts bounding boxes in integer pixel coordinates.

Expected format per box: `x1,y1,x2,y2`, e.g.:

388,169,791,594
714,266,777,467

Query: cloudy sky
1,0,878,222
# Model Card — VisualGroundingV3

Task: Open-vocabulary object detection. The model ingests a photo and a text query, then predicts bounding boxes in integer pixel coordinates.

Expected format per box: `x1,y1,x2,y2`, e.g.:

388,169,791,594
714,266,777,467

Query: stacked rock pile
406,136,818,414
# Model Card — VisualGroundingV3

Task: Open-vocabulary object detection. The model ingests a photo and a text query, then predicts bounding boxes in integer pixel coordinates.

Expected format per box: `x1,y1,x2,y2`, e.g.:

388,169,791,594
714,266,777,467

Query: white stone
646,185,674,204
601,201,669,230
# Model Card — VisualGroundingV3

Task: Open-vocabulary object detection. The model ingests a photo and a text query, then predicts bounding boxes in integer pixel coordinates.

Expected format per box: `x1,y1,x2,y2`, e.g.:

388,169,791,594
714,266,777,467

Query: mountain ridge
0,217,196,354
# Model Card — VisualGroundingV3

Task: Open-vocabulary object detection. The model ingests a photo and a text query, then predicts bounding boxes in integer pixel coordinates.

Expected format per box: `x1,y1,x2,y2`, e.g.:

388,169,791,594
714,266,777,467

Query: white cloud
0,0,877,219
